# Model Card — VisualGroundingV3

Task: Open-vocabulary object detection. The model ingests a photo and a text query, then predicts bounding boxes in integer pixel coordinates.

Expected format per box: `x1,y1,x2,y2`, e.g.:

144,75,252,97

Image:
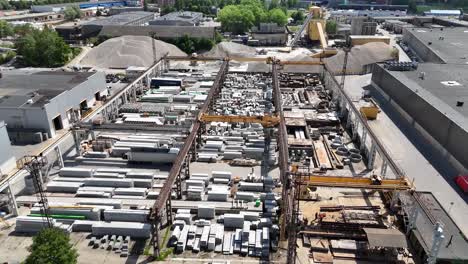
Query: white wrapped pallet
53,177,87,182
72,220,95,232
77,186,115,195
76,191,111,198
208,236,216,251
240,211,260,221
175,213,191,224
238,182,263,192
235,191,256,202
59,167,94,178
222,151,243,160
185,180,204,191
205,141,224,150
114,188,147,197
213,178,230,184
224,214,244,229
176,225,189,253
169,226,182,247
96,168,132,174
92,222,151,238
146,191,159,199
125,171,155,179
198,205,215,219
133,179,152,188
207,190,229,201
46,181,83,193
93,172,124,178
103,209,149,222
112,195,145,199
200,226,210,249
84,178,134,188
223,233,231,254
177,209,191,214
212,171,232,180
15,216,57,233
78,199,122,209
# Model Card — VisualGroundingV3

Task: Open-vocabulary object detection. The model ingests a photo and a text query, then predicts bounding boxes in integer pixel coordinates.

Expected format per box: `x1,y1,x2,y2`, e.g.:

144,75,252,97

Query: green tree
325,20,337,34
268,8,287,26
64,5,82,20
290,10,304,24
13,23,34,36
0,20,14,38
218,5,255,33
25,228,78,264
240,0,268,26
269,0,279,9
408,0,417,13
16,27,74,67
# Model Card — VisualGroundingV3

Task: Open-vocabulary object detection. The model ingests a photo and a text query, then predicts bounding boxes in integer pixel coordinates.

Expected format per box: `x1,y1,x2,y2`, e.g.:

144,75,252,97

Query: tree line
217,0,288,34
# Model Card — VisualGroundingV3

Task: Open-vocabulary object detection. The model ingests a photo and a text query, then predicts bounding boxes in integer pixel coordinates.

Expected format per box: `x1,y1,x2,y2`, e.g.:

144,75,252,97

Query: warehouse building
0,121,15,175
251,23,287,46
149,11,204,26
31,0,126,13
0,71,107,142
372,28,468,173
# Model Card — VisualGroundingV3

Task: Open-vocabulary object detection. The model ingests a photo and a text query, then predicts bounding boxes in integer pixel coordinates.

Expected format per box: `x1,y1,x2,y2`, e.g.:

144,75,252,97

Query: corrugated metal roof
363,228,408,248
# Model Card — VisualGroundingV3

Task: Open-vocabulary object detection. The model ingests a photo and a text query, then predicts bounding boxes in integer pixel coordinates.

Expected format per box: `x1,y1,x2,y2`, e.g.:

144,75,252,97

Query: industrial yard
1,2,468,264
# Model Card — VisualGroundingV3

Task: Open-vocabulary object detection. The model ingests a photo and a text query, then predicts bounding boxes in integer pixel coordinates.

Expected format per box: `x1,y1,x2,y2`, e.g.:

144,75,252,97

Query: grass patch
156,248,173,261
143,244,151,256
161,226,171,247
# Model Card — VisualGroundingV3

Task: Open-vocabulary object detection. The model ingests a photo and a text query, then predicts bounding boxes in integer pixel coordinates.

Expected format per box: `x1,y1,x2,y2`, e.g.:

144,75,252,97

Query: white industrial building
0,70,107,142
0,121,16,175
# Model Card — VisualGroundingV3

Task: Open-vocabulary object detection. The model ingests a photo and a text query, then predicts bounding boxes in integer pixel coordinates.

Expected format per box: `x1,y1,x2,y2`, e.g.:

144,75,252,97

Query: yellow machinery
307,6,328,49
291,165,412,190
199,114,280,127
359,99,380,120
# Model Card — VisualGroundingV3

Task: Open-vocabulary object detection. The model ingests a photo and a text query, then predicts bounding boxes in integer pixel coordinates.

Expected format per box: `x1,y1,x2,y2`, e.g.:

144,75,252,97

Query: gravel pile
80,36,186,69
204,42,257,58
324,42,394,74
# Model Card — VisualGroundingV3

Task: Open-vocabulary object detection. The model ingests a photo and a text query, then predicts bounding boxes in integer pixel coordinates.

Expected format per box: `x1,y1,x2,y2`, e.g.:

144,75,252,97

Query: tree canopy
325,20,337,35
268,8,288,26
25,228,78,264
16,27,75,67
290,10,304,24
64,5,82,20
168,35,215,54
217,0,288,33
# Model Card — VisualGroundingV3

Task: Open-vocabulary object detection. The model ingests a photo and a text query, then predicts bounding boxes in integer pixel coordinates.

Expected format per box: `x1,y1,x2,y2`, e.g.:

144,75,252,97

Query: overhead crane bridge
149,55,411,264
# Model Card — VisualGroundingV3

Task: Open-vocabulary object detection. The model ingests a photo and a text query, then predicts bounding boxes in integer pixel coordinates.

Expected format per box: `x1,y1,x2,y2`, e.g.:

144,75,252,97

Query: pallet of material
212,171,232,180
96,168,132,174
222,151,243,160
207,190,229,201
176,225,189,253
103,209,149,222
185,180,204,190
78,199,122,209
238,182,263,192
125,171,155,179
46,181,83,193
200,226,210,250
235,191,256,202
84,178,134,188
15,216,57,233
71,220,96,232
213,178,230,184
112,195,145,199
59,167,94,178
223,232,232,255
76,190,112,198
92,221,151,238
114,188,147,197
198,205,215,219
224,214,244,229
175,213,191,224
92,172,125,179
53,177,88,182
132,179,152,188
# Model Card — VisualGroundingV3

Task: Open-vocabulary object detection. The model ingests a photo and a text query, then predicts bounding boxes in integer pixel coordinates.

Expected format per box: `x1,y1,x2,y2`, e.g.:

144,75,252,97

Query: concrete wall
0,107,50,135
402,28,445,63
0,121,16,175
44,71,107,137
371,64,468,173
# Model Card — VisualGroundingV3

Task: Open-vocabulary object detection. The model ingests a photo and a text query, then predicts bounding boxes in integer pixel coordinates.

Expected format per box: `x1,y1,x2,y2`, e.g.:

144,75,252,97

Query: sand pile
325,42,394,74
80,36,186,69
204,42,257,58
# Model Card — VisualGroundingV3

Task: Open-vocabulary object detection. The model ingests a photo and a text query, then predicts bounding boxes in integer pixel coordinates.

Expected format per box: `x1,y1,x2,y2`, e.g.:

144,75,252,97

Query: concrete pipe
350,153,362,163
331,142,343,149
348,148,360,155
336,147,349,156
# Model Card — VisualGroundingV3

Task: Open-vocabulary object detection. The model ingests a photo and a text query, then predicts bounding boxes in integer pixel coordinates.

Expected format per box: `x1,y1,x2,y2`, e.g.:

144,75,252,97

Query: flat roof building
402,27,468,64
0,70,107,142
0,121,15,175
149,11,204,26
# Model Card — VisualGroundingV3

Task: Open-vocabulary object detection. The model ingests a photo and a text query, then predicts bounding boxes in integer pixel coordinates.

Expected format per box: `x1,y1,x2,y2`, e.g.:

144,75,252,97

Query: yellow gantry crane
199,114,280,128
